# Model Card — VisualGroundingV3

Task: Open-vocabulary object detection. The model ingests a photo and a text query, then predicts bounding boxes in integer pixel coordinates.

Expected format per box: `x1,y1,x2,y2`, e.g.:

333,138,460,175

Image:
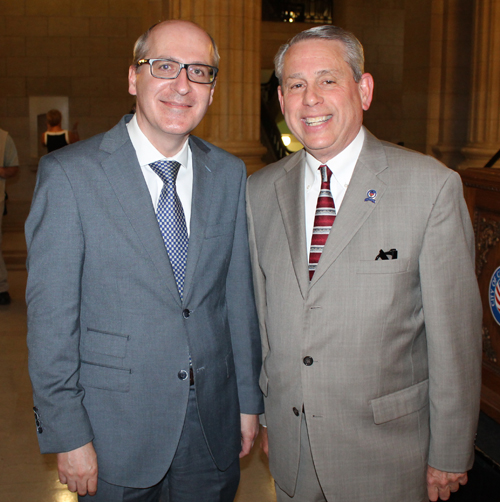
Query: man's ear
358,73,374,111
208,79,217,106
128,65,138,97
278,86,285,115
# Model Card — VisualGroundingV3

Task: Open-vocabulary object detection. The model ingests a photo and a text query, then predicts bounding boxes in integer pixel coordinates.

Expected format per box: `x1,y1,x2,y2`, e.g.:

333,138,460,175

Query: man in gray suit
26,20,262,502
247,25,482,502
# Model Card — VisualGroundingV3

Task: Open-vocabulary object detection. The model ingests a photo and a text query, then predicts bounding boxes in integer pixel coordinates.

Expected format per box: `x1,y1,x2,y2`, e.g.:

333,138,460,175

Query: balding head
132,20,220,69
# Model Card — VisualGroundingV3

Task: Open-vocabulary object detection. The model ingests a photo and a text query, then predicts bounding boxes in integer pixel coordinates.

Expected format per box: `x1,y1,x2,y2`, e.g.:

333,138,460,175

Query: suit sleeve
225,165,264,415
246,175,270,425
420,170,482,472
25,155,94,453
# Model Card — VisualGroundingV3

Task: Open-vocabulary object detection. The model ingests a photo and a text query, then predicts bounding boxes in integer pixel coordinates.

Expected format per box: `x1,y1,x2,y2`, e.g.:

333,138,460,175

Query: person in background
42,109,79,153
0,128,19,306
26,20,262,502
247,24,482,502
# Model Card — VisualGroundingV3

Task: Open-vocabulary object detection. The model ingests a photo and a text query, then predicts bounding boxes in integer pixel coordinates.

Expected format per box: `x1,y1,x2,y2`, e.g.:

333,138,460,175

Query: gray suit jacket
26,115,263,488
246,128,482,501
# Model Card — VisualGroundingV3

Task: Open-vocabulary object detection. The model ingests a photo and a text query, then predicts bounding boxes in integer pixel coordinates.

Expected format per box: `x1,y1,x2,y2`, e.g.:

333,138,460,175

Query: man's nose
303,84,322,106
171,67,192,93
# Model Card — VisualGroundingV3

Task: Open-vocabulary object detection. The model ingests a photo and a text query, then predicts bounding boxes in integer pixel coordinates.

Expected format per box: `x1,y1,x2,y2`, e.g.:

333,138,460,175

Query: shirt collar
126,114,190,169
305,127,365,187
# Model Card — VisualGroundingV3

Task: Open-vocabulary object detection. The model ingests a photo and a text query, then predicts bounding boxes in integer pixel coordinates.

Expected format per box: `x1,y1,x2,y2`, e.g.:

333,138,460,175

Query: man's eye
290,83,303,90
153,61,178,73
322,79,335,85
190,66,207,76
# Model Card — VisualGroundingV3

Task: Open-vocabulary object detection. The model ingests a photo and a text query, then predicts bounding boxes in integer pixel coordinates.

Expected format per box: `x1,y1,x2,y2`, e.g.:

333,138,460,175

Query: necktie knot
149,160,181,185
319,164,332,185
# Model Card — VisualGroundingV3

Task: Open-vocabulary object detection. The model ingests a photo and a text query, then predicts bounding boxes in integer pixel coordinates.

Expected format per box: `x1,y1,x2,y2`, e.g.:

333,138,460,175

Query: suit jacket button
182,309,190,319
293,407,300,416
178,370,189,381
303,356,313,366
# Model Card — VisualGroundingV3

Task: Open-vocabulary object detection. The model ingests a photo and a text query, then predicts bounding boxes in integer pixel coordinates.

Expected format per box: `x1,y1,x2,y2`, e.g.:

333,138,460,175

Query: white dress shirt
305,127,365,255
126,114,193,235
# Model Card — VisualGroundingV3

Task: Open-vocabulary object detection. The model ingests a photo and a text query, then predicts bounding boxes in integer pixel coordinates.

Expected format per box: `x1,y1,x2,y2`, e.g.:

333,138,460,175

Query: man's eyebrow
154,56,212,65
285,69,339,81
286,72,306,80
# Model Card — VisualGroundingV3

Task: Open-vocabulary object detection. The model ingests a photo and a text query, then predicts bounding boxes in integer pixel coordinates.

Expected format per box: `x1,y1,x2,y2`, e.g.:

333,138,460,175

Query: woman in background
42,109,79,153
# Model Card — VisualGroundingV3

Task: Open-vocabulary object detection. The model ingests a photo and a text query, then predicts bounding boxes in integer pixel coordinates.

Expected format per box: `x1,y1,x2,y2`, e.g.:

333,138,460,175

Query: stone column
161,0,267,174
460,0,500,169
431,0,474,169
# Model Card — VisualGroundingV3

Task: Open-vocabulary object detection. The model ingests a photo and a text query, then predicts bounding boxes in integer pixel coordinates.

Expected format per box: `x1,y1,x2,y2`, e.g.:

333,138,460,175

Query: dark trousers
79,387,240,502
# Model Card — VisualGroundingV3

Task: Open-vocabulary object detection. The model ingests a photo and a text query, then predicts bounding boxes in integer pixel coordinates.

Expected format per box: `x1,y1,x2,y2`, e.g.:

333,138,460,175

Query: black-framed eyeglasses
137,59,218,84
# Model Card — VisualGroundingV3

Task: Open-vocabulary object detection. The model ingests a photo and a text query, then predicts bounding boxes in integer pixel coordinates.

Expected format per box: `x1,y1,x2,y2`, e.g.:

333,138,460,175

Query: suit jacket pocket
79,360,131,393
82,328,129,358
370,379,429,424
356,258,409,274
205,220,235,239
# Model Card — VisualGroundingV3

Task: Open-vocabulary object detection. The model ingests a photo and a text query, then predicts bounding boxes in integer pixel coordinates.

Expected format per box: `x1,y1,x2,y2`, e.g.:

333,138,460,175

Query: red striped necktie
309,165,336,280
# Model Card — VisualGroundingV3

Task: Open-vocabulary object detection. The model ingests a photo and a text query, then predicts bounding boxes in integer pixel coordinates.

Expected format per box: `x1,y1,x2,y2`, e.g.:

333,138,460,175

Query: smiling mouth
304,115,332,126
161,99,192,108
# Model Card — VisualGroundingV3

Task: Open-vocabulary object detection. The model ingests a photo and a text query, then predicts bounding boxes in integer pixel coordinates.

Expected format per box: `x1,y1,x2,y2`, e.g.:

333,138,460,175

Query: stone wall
0,0,144,218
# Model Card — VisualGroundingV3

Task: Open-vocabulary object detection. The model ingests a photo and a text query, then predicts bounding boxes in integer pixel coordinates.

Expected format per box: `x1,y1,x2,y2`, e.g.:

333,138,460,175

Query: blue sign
490,266,500,326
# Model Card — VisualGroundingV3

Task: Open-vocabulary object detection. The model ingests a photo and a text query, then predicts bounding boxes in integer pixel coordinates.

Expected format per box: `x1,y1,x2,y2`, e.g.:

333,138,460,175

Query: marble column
160,0,267,174
460,0,500,169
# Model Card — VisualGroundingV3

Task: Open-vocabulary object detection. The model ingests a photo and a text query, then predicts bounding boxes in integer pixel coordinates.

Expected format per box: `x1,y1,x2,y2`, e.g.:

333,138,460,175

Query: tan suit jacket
246,128,482,501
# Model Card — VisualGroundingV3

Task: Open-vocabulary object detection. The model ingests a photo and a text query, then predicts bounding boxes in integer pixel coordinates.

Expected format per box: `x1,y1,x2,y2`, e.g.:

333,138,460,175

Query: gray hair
274,25,364,84
132,21,220,69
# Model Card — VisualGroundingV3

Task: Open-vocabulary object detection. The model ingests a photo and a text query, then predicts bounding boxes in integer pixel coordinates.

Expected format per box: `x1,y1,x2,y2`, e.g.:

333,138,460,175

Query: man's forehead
282,41,349,79
147,25,213,61
151,22,209,41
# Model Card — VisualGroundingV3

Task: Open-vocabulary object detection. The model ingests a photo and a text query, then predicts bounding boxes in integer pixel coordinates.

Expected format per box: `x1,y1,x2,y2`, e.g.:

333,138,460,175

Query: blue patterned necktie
149,160,189,300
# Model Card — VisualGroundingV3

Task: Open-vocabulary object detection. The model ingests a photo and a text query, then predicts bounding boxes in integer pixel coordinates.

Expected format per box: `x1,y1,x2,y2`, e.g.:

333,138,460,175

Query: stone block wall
0,0,144,215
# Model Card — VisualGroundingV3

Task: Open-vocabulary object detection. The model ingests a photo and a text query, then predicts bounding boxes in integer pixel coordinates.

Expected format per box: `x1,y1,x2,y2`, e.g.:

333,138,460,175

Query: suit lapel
182,137,214,304
309,129,388,287
275,151,310,299
99,118,182,306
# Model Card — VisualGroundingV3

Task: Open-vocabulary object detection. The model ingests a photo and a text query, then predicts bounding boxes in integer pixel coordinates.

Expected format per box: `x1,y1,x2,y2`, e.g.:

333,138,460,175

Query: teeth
305,115,332,126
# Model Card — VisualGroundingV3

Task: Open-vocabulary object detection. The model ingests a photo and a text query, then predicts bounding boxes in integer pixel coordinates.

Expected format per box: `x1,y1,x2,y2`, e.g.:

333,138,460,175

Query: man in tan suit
247,25,482,502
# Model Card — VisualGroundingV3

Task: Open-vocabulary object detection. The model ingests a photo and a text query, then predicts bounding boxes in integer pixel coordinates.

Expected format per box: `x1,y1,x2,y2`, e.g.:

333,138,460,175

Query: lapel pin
364,189,377,203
